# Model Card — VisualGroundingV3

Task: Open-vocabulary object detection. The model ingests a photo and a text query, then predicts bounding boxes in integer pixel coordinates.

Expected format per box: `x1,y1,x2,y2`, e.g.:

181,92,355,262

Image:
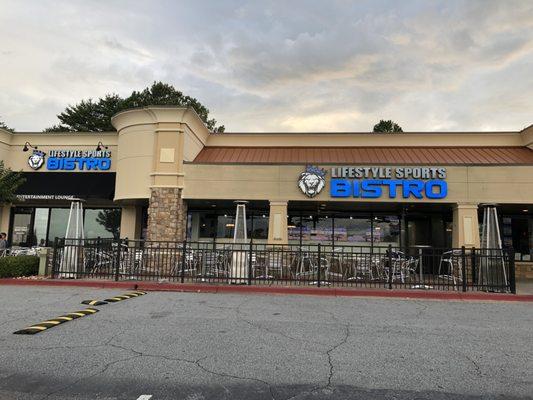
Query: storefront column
120,205,142,240
267,201,288,245
0,204,10,235
452,203,480,248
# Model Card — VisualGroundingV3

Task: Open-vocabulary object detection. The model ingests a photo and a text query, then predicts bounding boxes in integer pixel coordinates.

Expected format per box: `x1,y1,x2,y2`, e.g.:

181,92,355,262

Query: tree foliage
0,161,25,203
45,82,224,133
373,120,403,133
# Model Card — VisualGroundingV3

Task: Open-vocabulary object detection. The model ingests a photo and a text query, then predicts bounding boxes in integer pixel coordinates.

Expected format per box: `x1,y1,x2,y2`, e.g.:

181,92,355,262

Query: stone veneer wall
147,187,187,242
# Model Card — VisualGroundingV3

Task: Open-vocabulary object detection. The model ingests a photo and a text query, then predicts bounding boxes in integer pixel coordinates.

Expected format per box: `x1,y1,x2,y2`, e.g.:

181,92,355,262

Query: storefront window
198,212,218,239
251,214,268,239
502,216,533,261
84,209,121,239
333,216,372,246
301,215,333,245
217,214,235,239
288,214,302,244
47,208,70,242
191,211,267,241
372,215,400,246
33,208,49,246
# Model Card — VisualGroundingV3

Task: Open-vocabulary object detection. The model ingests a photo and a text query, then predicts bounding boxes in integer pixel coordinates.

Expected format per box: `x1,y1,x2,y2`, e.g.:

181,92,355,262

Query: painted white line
137,396,152,400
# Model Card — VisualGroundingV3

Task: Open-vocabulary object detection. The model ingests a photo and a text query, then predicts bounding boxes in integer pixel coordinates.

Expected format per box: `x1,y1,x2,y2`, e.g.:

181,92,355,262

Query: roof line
216,131,519,135
201,145,530,149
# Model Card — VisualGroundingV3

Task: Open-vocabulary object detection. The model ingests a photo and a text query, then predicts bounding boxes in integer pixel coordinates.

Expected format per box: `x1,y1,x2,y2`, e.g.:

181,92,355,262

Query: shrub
0,256,39,278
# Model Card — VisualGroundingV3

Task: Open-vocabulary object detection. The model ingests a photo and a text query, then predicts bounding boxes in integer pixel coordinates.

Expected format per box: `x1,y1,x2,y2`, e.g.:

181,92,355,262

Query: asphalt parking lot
0,285,531,400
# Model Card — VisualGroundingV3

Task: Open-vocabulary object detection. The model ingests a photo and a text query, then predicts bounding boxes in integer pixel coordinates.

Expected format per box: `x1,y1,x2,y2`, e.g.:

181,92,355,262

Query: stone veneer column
147,187,187,242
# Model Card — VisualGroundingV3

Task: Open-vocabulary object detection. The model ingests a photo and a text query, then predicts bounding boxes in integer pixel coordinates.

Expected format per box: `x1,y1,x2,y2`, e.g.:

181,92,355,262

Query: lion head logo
28,150,46,170
298,165,326,198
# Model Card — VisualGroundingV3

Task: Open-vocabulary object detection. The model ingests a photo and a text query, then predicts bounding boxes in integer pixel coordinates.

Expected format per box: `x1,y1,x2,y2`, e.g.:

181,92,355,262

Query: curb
1,278,533,302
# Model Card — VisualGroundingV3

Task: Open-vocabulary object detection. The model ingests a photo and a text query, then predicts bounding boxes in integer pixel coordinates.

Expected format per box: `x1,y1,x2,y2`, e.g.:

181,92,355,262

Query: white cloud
0,0,531,132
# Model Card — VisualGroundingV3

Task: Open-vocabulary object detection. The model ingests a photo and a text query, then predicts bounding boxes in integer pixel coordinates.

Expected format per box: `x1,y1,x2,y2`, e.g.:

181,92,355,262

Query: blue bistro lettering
46,150,111,171
329,166,448,200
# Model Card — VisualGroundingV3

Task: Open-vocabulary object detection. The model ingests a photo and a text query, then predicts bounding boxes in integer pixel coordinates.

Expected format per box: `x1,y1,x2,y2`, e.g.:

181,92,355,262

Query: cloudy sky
0,0,532,132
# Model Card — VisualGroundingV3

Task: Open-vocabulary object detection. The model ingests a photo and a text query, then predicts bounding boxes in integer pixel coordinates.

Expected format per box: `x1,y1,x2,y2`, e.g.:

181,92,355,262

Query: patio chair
85,246,115,275
438,250,463,288
325,255,344,282
256,253,284,280
295,252,318,281
202,250,229,279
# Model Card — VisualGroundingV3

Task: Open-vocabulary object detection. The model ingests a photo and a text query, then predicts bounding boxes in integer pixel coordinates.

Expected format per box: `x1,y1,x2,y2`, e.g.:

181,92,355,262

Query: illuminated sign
27,149,112,171
330,167,447,199
298,166,448,200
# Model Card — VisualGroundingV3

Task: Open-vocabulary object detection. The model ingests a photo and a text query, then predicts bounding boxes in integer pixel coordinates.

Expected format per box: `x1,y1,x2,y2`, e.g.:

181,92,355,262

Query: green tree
45,82,224,133
0,161,25,203
373,119,403,133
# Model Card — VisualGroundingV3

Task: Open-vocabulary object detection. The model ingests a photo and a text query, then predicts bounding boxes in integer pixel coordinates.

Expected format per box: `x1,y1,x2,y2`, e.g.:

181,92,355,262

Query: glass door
10,209,33,247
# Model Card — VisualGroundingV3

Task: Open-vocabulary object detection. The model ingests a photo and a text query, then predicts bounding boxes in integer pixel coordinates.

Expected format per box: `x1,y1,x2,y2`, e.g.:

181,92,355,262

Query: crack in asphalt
105,339,278,400
40,354,142,399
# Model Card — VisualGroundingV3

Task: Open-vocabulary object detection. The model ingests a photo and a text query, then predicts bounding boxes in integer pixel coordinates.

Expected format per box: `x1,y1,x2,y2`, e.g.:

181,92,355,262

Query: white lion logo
28,151,45,170
298,166,326,198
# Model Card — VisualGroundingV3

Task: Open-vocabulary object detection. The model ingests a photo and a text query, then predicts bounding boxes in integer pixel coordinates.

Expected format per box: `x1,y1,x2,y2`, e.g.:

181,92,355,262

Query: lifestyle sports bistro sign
297,165,448,199
27,149,112,171
331,166,447,199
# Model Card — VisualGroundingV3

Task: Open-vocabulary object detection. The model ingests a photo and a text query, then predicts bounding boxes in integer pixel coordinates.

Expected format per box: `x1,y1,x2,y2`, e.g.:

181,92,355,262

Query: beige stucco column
0,204,10,235
267,201,288,245
111,107,209,242
452,203,480,248
120,205,142,240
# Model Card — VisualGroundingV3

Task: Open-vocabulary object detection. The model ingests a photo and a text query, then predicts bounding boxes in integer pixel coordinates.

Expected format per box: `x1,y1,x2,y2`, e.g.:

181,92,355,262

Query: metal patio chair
437,249,463,288
325,255,344,282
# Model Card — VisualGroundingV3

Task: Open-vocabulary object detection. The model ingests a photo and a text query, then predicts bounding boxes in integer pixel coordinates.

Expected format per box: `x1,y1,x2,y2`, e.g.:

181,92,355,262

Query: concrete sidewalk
517,279,533,295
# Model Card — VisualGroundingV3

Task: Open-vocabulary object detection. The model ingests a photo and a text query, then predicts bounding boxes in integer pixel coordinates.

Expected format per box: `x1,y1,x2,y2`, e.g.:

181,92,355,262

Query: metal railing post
317,243,321,288
508,248,516,294
388,244,393,290
470,247,476,287
180,240,187,283
114,238,121,282
51,237,59,278
461,246,467,292
248,239,253,285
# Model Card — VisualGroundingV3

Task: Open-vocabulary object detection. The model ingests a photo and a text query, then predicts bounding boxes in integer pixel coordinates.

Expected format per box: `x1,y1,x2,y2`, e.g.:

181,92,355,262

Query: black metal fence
50,238,516,293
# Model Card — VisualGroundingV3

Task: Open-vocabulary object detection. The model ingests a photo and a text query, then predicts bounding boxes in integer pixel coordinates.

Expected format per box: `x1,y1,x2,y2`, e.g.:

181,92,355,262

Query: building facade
1,107,533,269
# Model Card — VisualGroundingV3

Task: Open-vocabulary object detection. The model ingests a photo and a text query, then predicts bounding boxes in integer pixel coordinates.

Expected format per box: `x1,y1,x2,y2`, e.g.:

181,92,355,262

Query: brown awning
192,146,533,165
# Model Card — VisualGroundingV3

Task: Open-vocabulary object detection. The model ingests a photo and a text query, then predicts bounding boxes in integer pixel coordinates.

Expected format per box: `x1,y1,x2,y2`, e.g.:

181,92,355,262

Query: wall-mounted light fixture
22,142,38,152
96,141,108,151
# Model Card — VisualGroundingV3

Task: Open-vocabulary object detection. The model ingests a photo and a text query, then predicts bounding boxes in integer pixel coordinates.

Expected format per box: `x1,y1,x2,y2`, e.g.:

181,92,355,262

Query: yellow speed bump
104,291,147,303
13,308,99,335
81,300,108,306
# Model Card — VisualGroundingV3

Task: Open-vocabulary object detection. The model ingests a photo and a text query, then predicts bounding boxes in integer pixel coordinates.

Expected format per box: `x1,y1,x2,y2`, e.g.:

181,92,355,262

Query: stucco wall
182,164,533,205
